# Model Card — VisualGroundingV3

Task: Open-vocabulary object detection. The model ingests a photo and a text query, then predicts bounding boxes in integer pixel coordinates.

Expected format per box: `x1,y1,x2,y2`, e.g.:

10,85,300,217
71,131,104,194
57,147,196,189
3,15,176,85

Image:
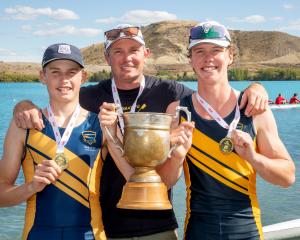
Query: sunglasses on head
190,25,231,42
104,27,140,41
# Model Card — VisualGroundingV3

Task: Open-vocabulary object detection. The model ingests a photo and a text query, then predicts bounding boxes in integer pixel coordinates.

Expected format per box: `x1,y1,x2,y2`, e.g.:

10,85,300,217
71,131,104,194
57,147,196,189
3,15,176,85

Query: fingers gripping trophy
107,106,191,210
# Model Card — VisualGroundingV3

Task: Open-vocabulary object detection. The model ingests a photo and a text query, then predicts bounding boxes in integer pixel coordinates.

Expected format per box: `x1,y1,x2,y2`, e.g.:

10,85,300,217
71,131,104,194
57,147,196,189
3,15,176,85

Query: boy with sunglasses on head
13,24,269,239
0,43,107,240
165,21,295,240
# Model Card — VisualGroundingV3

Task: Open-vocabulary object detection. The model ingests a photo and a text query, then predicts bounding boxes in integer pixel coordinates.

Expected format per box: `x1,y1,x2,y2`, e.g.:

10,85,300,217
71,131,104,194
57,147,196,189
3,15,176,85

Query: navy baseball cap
42,43,84,68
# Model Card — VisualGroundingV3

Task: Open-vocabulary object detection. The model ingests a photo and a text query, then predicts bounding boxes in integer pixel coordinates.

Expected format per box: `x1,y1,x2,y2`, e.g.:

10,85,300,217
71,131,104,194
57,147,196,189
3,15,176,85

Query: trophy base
117,182,172,210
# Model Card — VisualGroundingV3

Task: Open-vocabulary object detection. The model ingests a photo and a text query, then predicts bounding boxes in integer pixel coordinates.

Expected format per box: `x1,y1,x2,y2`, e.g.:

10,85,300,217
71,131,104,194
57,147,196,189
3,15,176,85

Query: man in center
80,24,192,240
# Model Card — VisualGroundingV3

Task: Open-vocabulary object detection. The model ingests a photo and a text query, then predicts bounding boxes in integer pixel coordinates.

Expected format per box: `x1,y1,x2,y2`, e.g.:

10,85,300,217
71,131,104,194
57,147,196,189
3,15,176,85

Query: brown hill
261,52,300,67
81,20,300,74
1,20,300,75
231,30,300,65
0,62,40,74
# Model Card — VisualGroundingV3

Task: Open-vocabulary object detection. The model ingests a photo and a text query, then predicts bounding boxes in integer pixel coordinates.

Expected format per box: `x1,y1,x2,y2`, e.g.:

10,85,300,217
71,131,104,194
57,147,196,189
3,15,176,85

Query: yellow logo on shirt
82,131,96,145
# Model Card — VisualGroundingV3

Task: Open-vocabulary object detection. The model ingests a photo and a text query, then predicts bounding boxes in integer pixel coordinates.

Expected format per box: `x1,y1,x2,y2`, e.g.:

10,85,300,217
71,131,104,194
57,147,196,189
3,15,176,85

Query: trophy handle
104,126,124,155
168,106,191,157
174,106,191,122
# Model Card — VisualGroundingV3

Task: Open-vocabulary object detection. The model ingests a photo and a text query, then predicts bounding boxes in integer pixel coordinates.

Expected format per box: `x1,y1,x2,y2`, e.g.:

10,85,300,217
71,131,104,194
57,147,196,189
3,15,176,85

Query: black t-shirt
79,76,193,238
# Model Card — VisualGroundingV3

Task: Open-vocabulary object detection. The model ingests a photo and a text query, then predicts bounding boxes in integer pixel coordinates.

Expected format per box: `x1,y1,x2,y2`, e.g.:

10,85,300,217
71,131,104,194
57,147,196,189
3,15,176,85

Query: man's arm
232,108,295,188
240,82,269,117
99,102,134,180
13,100,44,130
105,137,134,181
0,119,61,207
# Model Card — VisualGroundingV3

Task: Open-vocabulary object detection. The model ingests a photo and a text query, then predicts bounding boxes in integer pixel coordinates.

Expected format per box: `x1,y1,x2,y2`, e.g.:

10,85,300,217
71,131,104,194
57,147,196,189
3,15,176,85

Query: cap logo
58,44,71,54
203,23,211,33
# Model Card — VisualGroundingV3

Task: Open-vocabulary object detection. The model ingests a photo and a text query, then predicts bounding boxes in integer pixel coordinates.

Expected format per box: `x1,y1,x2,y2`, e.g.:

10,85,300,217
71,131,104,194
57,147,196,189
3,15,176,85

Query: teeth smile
122,66,133,69
58,87,72,91
203,66,217,71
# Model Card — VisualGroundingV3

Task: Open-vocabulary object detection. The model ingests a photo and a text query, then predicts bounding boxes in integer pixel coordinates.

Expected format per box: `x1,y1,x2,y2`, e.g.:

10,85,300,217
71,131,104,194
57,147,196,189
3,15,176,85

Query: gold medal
219,137,234,154
54,152,68,170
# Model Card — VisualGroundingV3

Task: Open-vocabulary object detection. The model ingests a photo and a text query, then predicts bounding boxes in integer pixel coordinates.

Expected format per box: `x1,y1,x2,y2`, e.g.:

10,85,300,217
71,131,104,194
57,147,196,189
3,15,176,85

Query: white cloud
279,19,300,31
33,25,101,37
228,15,266,24
283,4,294,10
123,10,177,24
35,22,59,28
0,47,41,62
21,24,32,31
96,17,118,24
51,9,79,20
4,6,79,20
0,48,17,56
96,10,177,25
271,16,283,21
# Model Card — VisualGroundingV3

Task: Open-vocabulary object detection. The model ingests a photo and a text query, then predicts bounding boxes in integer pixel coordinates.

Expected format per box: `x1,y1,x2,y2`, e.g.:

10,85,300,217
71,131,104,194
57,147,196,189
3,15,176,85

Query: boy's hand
29,160,61,193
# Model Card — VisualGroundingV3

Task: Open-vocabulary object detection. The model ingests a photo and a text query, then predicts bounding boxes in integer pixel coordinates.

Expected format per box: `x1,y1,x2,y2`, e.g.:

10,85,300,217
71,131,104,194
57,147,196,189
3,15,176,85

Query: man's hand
240,83,269,117
98,102,119,143
14,100,44,130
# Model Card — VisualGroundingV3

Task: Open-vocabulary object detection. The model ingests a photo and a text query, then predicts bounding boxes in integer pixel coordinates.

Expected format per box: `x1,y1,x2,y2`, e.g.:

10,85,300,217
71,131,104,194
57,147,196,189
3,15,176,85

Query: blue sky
0,0,300,62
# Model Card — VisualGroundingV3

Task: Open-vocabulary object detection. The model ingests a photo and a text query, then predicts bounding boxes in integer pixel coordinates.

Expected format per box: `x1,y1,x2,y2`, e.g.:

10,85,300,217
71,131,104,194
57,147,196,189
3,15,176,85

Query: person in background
275,93,287,104
289,93,300,104
0,44,107,239
164,21,295,240
12,24,269,240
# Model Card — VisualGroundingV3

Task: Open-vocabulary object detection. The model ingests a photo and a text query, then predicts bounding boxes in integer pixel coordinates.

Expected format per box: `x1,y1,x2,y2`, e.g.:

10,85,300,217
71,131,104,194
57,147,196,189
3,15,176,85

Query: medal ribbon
195,89,240,138
111,76,145,134
47,104,81,153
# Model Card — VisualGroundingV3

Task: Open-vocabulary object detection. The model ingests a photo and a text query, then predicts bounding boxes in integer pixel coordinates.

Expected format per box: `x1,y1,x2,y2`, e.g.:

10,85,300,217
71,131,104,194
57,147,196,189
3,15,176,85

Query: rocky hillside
2,20,300,75
231,30,300,65
0,62,41,74
81,20,300,74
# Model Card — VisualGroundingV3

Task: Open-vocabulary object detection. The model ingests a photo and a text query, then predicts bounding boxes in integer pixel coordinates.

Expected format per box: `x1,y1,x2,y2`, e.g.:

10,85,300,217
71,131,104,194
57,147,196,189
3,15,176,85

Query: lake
0,81,299,239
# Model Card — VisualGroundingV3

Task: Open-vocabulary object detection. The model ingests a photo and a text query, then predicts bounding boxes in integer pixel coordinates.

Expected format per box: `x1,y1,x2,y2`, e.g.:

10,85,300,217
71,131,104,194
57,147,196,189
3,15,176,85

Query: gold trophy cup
111,106,191,210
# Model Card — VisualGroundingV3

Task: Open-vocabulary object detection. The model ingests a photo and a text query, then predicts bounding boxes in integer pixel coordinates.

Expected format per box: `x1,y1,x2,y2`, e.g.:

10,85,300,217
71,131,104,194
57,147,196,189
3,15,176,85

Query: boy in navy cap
0,43,107,240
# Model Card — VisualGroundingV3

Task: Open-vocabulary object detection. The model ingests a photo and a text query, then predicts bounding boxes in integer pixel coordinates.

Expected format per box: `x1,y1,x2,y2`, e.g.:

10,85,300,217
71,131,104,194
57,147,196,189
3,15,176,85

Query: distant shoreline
1,78,300,83
1,65,300,82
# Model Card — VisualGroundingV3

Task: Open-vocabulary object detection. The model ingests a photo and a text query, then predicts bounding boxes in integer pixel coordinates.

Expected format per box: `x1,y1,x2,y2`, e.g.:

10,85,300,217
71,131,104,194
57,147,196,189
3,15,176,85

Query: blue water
0,81,299,240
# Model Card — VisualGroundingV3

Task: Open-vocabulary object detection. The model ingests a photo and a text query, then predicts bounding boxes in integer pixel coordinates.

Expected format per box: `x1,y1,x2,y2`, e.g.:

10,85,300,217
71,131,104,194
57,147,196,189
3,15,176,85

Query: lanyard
111,76,145,134
195,89,240,138
47,104,81,153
